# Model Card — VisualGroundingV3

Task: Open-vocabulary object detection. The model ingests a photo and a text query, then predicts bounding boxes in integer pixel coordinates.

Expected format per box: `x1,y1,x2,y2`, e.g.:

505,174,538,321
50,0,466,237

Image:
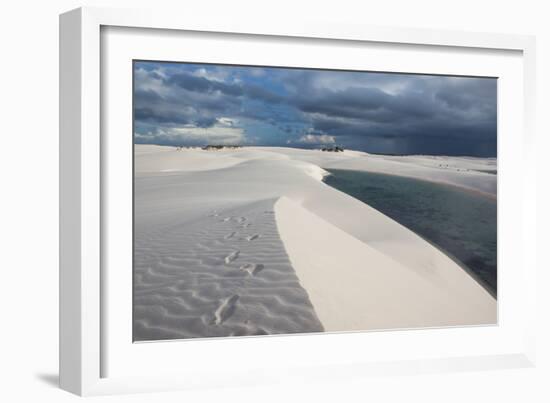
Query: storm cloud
133,61,497,156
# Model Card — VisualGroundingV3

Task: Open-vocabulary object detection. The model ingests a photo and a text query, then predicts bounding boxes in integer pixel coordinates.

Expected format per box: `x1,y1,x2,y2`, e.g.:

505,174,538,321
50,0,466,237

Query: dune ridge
275,197,496,331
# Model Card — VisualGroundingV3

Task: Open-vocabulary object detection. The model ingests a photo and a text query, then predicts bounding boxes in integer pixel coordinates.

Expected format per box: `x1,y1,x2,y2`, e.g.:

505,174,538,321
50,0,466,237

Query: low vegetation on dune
321,146,344,152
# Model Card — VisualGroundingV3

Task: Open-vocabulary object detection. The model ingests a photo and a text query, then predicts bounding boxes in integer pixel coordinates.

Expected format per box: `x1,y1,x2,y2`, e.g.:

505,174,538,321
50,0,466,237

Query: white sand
134,198,323,340
134,145,496,340
253,147,497,197
275,197,495,331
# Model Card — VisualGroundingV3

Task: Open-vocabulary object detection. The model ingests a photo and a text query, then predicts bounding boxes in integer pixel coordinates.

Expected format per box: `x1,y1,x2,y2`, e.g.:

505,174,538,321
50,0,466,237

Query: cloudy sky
134,61,497,156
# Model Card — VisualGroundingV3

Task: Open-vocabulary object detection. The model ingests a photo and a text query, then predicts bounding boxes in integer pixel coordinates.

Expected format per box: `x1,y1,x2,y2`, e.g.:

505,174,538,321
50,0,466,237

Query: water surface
323,169,497,295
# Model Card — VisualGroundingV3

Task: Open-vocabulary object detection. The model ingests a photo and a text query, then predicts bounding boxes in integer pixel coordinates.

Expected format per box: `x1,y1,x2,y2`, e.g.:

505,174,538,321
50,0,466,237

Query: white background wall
1,0,548,401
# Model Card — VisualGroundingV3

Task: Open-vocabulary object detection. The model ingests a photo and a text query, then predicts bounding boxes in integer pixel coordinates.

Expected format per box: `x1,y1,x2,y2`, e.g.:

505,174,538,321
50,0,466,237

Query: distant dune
133,145,497,341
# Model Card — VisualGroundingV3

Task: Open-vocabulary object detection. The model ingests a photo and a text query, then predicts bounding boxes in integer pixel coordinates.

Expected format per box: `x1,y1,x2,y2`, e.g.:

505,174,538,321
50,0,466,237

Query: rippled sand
134,198,323,341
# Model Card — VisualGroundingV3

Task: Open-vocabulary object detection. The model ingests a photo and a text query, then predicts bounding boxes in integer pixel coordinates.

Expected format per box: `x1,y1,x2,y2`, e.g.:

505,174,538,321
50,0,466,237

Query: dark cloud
134,89,164,103
166,72,244,96
243,84,284,103
289,74,496,155
133,62,497,156
434,79,497,113
298,87,389,116
133,72,243,129
195,116,218,128
134,107,189,125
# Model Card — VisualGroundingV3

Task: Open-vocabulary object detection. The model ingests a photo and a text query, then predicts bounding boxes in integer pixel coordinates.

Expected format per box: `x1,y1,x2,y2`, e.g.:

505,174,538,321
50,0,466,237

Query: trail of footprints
217,213,263,323
133,198,323,341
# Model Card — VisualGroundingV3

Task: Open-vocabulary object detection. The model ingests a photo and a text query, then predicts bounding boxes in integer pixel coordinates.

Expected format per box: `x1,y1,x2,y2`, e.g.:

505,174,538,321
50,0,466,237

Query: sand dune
252,147,497,197
134,198,323,341
275,197,496,331
134,145,497,340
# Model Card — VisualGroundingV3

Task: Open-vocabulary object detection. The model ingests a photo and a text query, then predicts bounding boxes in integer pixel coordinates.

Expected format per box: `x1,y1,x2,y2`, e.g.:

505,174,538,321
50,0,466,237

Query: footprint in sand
246,234,260,241
224,231,236,240
239,263,264,276
213,294,239,325
224,250,240,264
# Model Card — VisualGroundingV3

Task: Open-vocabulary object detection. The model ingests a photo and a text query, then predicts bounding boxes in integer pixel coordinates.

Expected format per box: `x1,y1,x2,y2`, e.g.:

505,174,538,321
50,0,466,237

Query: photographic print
133,61,497,342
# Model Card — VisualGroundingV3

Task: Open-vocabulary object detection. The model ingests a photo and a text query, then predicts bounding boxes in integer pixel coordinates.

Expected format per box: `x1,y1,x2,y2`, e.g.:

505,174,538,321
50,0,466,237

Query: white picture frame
59,6,538,396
